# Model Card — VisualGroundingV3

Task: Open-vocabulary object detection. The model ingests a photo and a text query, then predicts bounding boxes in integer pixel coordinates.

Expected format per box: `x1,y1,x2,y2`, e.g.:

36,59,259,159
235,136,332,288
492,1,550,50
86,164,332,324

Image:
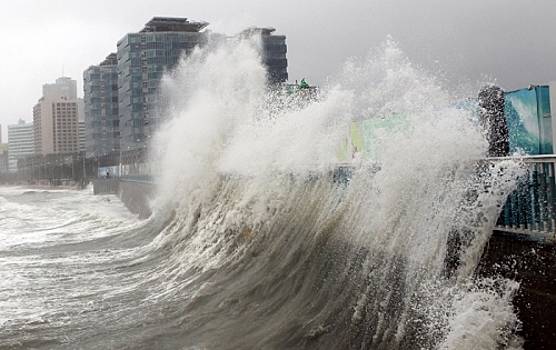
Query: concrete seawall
93,178,555,348
94,178,154,219
93,178,119,195
118,179,154,219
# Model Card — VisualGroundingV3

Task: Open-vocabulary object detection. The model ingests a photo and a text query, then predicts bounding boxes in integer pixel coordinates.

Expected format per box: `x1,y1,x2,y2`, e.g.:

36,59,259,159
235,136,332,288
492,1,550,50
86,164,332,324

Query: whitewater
0,40,524,349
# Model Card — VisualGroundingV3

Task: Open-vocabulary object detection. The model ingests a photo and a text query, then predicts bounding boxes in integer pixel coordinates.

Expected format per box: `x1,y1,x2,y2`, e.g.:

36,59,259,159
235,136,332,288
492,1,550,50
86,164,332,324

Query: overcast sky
2,0,556,140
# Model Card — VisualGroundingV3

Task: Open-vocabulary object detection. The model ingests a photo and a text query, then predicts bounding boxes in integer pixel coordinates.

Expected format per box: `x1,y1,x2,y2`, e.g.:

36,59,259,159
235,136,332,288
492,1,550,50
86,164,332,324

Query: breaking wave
148,39,523,349
0,39,524,349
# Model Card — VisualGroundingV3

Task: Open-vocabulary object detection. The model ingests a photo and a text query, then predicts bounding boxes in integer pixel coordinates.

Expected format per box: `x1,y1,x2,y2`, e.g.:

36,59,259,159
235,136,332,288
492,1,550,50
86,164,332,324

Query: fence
493,155,556,242
12,149,154,185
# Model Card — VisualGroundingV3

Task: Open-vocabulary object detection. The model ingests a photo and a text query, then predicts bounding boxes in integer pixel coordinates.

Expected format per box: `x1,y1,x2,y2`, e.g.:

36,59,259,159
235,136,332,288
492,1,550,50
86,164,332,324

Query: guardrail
489,155,556,243
96,155,556,243
120,175,154,184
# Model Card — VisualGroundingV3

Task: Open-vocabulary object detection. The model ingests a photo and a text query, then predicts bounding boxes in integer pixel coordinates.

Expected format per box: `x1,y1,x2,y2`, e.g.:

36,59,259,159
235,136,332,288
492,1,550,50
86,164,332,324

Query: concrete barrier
117,178,154,219
92,173,555,348
93,177,154,218
93,178,119,195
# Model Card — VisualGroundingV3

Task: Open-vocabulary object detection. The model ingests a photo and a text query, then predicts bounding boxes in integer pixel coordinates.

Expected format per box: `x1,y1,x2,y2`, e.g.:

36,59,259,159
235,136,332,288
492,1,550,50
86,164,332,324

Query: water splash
0,39,524,349
147,39,523,348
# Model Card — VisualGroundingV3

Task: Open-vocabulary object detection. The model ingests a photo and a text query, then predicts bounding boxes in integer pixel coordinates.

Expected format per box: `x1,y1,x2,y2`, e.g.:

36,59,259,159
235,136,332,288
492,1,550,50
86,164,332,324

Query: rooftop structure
140,17,209,33
100,53,118,66
239,27,277,37
42,77,77,101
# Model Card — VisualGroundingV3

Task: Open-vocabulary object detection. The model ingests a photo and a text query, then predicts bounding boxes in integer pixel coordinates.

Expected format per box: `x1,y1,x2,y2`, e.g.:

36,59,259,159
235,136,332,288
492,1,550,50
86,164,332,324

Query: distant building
83,53,119,157
42,76,77,100
7,120,34,172
117,17,210,151
0,143,8,174
33,77,83,155
239,27,288,84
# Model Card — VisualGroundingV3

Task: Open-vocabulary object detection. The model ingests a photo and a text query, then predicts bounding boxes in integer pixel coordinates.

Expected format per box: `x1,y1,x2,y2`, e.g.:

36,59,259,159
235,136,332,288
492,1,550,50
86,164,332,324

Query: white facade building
8,120,34,172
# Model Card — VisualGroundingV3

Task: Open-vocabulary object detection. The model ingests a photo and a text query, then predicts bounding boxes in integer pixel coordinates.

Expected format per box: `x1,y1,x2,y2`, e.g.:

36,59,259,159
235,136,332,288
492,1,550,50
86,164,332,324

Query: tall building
33,77,83,155
117,17,209,151
7,120,34,173
83,53,119,157
240,27,288,84
114,17,289,152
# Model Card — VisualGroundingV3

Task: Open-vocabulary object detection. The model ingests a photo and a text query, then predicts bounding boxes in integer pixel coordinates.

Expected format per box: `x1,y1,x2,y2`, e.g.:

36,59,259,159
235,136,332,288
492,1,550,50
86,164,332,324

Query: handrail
488,154,556,243
486,154,556,163
120,176,154,185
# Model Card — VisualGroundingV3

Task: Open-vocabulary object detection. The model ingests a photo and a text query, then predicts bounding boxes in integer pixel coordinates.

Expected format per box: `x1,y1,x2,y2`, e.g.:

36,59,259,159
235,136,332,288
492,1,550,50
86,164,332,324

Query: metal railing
490,155,556,242
100,155,556,244
68,148,556,244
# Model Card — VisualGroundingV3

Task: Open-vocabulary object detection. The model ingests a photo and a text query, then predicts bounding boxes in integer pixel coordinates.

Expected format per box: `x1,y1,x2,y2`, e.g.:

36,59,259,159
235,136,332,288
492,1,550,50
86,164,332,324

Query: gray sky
2,0,556,141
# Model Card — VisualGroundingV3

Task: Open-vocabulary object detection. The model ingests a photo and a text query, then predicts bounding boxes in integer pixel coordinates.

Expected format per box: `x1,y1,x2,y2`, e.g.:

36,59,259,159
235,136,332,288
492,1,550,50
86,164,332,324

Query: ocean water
0,40,524,349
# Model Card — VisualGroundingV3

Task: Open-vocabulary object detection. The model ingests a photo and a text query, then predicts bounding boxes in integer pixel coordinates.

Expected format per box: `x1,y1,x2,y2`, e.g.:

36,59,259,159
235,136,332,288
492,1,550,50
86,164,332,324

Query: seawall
93,178,555,348
93,178,153,219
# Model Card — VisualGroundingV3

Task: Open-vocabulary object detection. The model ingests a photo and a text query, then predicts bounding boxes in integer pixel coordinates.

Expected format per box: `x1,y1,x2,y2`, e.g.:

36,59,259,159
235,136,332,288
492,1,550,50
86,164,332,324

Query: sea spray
146,38,523,349
0,38,525,349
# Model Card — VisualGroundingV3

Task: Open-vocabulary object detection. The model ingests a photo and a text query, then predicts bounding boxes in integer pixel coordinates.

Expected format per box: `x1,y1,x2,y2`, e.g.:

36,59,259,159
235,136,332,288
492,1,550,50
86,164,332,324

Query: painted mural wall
504,86,553,155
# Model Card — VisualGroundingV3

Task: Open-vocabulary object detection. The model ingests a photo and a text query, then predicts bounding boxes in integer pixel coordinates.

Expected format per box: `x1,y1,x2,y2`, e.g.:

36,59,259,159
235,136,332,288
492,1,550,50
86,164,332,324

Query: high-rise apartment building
117,17,209,151
7,120,34,172
33,77,83,155
240,27,288,84
113,17,289,152
83,53,119,157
